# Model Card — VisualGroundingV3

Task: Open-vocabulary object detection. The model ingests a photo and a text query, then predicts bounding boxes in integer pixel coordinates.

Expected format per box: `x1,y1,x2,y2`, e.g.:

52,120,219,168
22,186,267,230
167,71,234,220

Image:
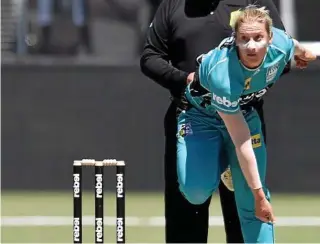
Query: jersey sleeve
272,27,295,63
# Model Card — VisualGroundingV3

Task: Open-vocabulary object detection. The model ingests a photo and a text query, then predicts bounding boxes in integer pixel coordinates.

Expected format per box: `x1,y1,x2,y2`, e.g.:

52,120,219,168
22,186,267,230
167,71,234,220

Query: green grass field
1,191,320,243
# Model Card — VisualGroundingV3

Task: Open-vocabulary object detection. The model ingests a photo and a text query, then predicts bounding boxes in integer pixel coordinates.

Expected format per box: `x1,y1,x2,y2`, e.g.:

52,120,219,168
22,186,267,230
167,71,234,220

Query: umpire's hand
186,72,195,84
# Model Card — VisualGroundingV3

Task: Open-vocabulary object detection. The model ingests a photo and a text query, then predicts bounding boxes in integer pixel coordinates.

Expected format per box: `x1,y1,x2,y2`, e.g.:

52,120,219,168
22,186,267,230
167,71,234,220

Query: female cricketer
176,5,316,243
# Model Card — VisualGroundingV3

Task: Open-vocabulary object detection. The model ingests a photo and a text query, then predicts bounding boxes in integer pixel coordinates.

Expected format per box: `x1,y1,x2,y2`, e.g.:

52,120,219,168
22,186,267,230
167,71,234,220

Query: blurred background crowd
2,0,161,60
2,0,319,62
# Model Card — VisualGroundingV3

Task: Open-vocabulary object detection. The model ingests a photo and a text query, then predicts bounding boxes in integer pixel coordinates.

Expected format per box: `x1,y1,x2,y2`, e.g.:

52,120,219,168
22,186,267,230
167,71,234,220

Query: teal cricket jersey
185,27,295,115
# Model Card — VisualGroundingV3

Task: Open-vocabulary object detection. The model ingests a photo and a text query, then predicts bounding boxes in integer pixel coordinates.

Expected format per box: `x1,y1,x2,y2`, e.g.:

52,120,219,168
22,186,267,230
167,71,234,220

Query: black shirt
140,0,288,99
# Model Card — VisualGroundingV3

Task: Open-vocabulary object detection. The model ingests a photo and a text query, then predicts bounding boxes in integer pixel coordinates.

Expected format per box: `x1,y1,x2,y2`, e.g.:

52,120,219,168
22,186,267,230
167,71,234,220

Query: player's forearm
235,140,263,190
218,112,264,193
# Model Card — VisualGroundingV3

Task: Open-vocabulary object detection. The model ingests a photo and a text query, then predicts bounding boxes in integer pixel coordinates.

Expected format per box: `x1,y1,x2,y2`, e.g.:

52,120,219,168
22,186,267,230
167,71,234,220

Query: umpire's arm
256,0,291,75
140,0,188,97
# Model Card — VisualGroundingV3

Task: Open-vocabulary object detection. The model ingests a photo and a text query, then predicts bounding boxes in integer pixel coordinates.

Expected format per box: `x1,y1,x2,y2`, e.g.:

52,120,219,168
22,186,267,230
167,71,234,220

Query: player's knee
179,185,212,205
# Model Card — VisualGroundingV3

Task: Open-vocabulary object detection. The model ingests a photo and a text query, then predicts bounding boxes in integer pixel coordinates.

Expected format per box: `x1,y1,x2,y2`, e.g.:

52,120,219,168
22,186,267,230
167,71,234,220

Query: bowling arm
217,111,265,199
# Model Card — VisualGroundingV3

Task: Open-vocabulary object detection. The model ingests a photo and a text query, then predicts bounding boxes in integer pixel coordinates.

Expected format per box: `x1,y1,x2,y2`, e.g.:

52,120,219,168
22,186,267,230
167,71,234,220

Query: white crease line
1,216,320,227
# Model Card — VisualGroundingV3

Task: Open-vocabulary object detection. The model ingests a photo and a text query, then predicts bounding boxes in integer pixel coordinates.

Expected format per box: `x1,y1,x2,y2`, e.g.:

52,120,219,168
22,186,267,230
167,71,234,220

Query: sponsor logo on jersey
212,93,238,108
251,134,262,148
244,78,252,90
239,83,273,106
240,88,267,105
266,62,279,83
178,123,193,137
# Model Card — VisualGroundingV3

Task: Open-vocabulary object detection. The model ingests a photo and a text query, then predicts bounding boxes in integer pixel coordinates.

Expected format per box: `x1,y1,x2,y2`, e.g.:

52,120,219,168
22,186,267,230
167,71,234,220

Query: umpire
140,0,289,243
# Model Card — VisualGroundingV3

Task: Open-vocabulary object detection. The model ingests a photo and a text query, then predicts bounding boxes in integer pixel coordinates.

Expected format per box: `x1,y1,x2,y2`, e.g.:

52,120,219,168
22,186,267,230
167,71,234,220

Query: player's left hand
294,48,317,69
295,49,317,63
294,56,308,69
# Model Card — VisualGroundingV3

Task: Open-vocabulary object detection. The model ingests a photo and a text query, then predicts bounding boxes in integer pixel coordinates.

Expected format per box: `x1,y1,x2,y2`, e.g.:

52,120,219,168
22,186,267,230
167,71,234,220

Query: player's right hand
255,197,275,223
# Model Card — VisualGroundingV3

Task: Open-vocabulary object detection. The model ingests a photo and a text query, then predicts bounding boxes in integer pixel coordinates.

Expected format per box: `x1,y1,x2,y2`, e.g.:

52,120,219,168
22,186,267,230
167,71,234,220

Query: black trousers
164,101,266,243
